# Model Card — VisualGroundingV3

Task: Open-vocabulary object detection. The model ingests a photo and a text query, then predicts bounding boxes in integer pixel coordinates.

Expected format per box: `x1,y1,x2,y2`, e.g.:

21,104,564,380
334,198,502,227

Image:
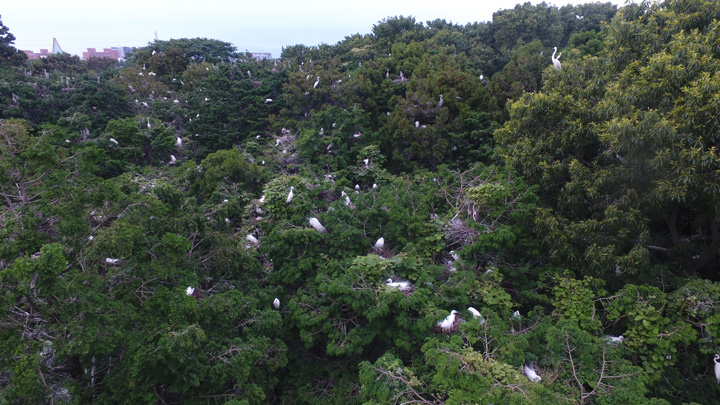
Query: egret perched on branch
246,234,259,245
308,217,327,233
186,286,195,296
437,94,443,109
468,307,481,319
436,310,461,333
109,138,118,145
169,155,177,164
341,191,351,207
313,76,320,88
523,364,541,382
176,137,183,148
105,258,120,265
273,298,280,309
605,335,624,345
385,278,414,295
374,237,385,250
552,46,562,70
714,354,720,384
286,186,294,203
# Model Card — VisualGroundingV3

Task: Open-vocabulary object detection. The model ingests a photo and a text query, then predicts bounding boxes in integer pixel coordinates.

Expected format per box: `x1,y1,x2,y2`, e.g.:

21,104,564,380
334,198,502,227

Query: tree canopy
3,1,720,404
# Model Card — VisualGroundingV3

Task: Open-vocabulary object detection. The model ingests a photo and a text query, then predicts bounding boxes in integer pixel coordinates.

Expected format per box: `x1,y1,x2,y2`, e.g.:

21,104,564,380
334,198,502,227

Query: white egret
374,237,385,250
606,335,624,345
173,99,180,104
286,186,294,203
437,94,443,109
468,307,481,318
353,132,362,138
169,155,177,163
147,118,151,129
176,137,183,148
552,46,562,70
313,76,320,88
109,138,118,145
342,191,351,207
308,217,327,233
105,258,120,265
204,97,210,102
186,286,195,296
714,354,720,384
513,310,521,319
319,128,324,135
523,364,542,382
265,98,273,103
372,183,378,189
437,310,460,333
246,234,259,245
355,184,360,191
385,278,414,294
273,298,280,309
415,121,420,128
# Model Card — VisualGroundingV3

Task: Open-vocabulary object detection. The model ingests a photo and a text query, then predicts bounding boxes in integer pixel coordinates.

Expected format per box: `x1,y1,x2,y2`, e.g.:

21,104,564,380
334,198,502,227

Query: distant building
23,38,64,60
251,52,272,61
82,48,121,60
24,49,51,60
111,47,133,59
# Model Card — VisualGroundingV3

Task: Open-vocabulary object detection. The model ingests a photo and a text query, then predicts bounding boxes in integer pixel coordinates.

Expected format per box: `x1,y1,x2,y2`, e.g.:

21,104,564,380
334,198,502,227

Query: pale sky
3,0,632,58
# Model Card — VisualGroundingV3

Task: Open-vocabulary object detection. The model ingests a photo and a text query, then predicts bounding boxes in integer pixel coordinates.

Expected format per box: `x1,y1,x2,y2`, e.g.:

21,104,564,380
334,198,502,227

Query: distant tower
52,38,64,54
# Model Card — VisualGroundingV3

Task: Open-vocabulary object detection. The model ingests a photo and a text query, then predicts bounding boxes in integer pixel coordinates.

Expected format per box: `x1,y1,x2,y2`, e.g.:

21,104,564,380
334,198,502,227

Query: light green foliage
607,284,695,382
551,276,604,330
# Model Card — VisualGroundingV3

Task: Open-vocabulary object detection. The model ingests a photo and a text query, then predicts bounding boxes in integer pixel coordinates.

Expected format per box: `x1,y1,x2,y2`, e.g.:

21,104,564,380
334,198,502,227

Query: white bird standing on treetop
186,286,195,296
523,364,542,382
169,155,177,163
273,298,280,309
286,186,294,203
313,76,320,88
513,310,521,319
105,258,120,265
109,138,118,145
308,217,327,233
713,354,720,384
342,191,351,206
552,46,562,70
176,137,183,148
468,307,481,318
374,237,385,250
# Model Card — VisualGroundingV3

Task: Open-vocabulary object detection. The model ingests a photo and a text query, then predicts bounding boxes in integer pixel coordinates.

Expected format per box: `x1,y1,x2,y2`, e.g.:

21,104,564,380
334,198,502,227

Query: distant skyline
4,0,633,58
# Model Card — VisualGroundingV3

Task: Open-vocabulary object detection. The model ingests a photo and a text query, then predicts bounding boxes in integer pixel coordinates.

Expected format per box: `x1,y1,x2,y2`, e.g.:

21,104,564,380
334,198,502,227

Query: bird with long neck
552,47,562,70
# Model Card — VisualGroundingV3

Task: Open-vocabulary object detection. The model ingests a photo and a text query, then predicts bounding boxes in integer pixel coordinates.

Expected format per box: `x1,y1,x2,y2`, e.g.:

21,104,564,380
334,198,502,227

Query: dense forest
3,0,720,403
